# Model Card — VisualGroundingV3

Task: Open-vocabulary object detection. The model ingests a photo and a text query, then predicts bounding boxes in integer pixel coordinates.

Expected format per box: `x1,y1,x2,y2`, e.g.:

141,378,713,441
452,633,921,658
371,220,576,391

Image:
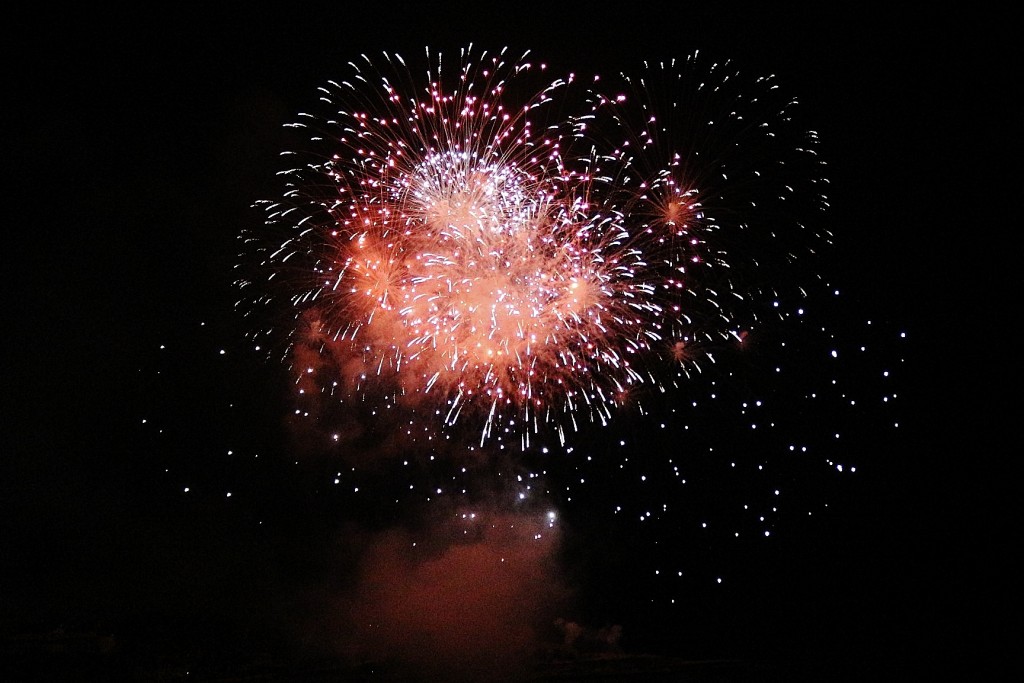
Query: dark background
3,4,1008,680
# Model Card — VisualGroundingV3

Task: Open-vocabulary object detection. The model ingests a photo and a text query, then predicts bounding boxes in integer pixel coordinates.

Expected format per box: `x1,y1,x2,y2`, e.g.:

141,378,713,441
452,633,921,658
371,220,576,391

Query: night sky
3,5,1007,682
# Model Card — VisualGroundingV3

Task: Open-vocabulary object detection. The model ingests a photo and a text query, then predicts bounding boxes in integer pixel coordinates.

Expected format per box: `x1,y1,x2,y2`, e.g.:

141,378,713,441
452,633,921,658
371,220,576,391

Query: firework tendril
236,46,830,448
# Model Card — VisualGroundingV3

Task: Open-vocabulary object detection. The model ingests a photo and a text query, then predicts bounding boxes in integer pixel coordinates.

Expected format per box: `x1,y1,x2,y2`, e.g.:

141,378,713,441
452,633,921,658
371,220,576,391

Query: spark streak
236,46,829,447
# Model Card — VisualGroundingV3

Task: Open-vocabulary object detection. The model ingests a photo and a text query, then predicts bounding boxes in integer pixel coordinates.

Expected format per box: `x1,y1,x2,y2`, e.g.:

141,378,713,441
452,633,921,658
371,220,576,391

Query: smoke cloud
294,508,574,680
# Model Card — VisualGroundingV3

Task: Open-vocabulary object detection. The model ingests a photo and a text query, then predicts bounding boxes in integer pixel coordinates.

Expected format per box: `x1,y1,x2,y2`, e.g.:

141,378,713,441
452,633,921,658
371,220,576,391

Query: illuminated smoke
303,509,572,681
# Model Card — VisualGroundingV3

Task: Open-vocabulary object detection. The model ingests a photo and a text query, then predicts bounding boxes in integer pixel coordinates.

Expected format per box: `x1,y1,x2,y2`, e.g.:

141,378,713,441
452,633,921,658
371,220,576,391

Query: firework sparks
237,46,829,448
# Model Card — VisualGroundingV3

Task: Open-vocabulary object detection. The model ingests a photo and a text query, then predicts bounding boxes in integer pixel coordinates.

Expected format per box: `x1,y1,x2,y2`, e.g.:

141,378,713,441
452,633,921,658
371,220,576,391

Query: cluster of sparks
133,49,906,655
237,46,830,448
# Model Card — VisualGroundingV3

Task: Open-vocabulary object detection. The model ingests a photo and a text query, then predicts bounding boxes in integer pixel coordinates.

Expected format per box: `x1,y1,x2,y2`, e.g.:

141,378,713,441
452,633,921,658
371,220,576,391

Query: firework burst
236,46,830,448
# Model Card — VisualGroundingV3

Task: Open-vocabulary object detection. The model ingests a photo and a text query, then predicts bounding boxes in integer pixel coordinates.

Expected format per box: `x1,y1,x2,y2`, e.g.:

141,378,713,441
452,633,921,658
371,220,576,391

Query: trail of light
237,47,829,447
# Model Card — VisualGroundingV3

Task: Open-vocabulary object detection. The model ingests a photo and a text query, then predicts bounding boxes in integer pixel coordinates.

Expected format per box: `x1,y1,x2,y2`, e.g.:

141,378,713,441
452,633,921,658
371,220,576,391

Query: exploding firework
236,46,830,448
